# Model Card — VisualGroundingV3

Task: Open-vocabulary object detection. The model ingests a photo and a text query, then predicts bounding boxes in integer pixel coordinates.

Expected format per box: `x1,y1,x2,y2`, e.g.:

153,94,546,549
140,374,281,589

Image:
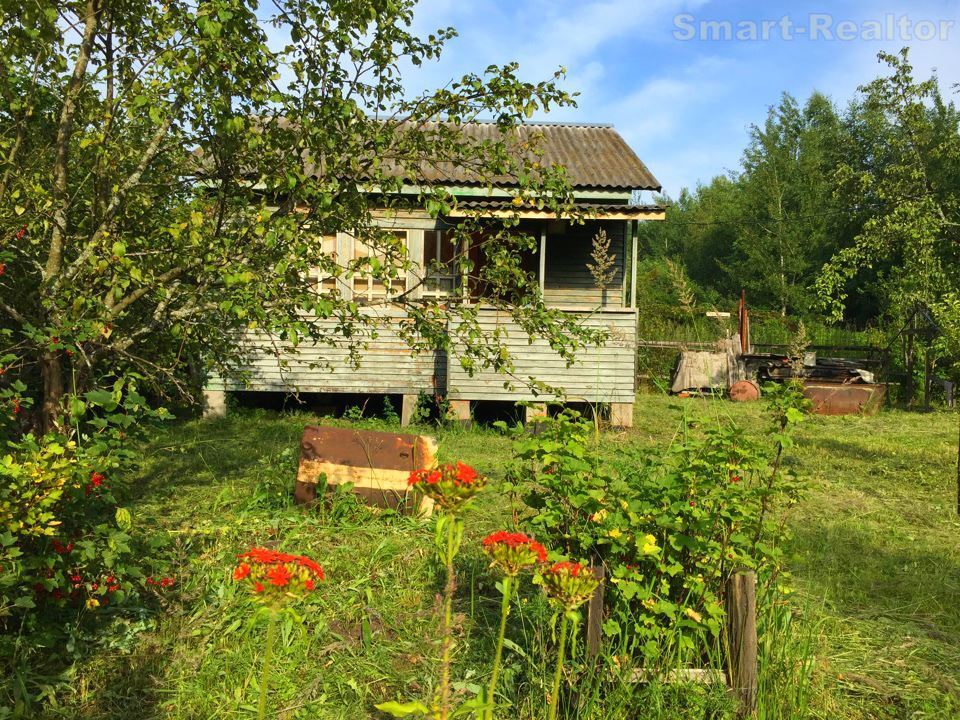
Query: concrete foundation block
400,394,418,426
203,390,227,419
610,402,634,429
448,399,471,428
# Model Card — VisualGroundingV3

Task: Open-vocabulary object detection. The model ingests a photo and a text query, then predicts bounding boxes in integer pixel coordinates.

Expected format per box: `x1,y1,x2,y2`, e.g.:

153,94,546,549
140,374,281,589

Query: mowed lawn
45,395,960,719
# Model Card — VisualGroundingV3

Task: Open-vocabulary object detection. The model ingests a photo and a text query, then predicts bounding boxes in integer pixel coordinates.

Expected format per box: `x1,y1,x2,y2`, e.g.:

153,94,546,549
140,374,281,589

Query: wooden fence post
726,569,758,717
585,564,606,658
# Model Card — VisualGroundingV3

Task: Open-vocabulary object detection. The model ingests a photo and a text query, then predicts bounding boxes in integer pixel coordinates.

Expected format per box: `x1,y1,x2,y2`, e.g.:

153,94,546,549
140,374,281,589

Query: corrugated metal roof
408,122,661,191
239,118,661,192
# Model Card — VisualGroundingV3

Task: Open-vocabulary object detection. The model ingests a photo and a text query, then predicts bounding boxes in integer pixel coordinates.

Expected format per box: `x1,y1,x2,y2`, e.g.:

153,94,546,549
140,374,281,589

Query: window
352,230,408,302
309,234,339,295
422,230,458,298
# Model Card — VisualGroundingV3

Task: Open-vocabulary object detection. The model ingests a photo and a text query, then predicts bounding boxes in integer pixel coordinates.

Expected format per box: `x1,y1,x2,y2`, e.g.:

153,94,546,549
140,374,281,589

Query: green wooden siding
214,220,637,402
446,307,637,402
543,221,625,308
222,309,443,395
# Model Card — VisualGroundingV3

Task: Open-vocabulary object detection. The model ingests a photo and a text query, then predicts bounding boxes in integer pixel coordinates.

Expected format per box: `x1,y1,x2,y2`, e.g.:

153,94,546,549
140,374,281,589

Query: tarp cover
670,338,744,393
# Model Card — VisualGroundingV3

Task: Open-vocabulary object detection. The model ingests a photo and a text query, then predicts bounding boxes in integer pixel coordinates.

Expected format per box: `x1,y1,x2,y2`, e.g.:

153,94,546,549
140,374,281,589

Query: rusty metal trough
802,382,885,416
295,426,437,516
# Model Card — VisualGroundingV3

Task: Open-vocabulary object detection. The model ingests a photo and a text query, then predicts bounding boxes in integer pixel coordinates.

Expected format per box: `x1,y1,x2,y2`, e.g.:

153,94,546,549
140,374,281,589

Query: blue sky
398,0,960,197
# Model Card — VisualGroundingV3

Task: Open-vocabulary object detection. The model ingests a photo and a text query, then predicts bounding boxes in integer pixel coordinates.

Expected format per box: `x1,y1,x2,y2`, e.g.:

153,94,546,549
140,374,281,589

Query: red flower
234,547,324,602
689,501,696,507
407,469,441,486
267,565,292,587
15,226,26,240
482,531,548,563
540,560,599,610
0,263,5,276
407,463,486,510
730,475,741,483
85,471,108,496
160,577,175,588
11,398,20,414
455,461,478,485
483,530,548,575
549,561,583,577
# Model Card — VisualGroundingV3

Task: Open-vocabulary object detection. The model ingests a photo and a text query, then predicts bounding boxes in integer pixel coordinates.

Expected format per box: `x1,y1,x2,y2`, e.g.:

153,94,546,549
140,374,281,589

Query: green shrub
500,384,807,667
0,380,170,677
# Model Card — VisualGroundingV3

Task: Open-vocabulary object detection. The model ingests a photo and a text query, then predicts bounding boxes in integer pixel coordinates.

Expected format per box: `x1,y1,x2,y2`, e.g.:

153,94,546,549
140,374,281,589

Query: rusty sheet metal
802,383,885,416
295,426,437,515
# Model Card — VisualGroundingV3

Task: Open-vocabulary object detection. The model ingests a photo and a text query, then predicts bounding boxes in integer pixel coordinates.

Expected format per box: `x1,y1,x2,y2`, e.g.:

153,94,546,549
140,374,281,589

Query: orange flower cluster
540,561,600,610
233,547,324,603
482,531,547,576
407,462,486,510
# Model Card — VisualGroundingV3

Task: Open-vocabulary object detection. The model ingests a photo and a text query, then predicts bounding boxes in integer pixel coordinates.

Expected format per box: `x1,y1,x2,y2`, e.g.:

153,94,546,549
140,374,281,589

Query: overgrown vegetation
636,49,960,395
2,394,956,719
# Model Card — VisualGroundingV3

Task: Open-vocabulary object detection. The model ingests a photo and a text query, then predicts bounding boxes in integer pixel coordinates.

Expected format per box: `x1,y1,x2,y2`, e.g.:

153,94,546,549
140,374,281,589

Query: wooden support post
524,403,548,436
585,564,606,658
448,399,471,428
203,389,227,419
629,220,638,309
538,223,547,296
400,394,418,427
726,570,758,718
610,402,634,429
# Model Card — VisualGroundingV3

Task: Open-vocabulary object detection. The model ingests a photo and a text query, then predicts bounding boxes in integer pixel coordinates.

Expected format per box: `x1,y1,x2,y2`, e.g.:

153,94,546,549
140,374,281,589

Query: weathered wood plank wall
543,221,625,308
214,218,638,403
447,307,637,403
220,309,444,395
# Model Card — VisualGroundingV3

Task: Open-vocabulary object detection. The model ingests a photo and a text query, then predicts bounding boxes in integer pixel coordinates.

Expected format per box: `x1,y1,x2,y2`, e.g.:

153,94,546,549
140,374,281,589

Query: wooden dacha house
205,122,664,427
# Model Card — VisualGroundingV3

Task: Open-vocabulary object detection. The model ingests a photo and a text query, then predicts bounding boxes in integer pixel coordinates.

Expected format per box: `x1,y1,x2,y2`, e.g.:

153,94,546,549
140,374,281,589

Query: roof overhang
446,201,665,221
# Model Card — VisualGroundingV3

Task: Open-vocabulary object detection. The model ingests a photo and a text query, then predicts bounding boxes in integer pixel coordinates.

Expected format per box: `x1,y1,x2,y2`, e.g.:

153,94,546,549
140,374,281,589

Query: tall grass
755,584,818,719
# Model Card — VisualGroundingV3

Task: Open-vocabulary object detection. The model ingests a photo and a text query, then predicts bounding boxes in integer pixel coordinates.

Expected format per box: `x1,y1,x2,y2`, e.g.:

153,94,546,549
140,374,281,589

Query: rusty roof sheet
410,121,660,191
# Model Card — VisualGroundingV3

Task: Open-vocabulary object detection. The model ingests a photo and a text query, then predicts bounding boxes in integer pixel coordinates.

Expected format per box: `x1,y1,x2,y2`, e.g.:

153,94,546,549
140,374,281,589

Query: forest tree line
636,49,960,350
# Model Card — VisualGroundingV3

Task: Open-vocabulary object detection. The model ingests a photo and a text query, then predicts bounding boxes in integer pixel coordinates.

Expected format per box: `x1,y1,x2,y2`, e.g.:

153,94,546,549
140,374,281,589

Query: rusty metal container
802,383,885,416
295,426,437,515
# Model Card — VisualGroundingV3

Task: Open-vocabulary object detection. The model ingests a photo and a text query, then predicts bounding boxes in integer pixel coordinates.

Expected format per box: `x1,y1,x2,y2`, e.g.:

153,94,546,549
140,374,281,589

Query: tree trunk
40,352,65,433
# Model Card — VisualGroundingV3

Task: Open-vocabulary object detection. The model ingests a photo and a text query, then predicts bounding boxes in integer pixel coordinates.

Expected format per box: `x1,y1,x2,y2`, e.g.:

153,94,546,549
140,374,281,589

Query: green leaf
373,700,430,717
115,507,133,531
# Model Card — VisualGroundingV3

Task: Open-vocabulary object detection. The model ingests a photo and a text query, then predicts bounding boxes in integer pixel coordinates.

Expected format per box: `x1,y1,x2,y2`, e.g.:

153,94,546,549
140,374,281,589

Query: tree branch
43,0,101,285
